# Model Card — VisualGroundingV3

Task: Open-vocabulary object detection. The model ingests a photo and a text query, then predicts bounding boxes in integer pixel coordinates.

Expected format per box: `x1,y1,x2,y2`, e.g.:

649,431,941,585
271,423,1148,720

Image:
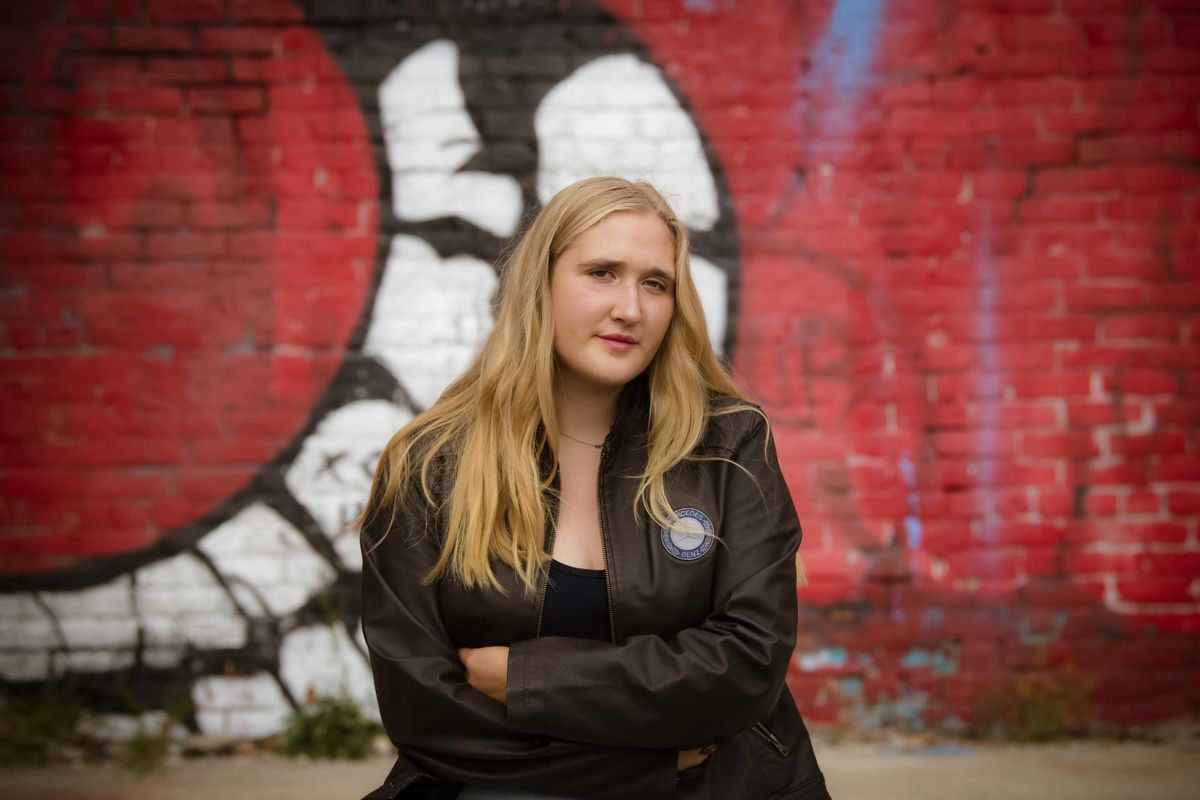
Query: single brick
187,199,272,229
64,0,143,20
148,0,225,22
104,87,183,113
188,87,265,114
146,57,228,83
230,0,305,22
197,27,279,53
111,25,193,52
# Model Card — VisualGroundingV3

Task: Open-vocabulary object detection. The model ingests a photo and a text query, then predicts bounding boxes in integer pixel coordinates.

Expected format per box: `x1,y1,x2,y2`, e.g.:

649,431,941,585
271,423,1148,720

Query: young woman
357,176,830,799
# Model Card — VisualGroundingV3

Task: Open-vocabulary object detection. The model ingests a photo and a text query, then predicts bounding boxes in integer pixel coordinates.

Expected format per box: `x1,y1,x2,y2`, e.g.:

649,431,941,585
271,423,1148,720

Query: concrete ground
2,735,1198,800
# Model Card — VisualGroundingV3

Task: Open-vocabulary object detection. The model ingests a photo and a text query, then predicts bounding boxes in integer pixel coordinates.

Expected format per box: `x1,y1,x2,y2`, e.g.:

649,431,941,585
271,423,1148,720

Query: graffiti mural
1,0,1198,736
0,0,742,736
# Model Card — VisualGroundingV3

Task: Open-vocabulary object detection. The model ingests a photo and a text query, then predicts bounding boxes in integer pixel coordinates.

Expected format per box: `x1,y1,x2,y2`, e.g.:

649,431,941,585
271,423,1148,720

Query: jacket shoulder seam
702,397,766,451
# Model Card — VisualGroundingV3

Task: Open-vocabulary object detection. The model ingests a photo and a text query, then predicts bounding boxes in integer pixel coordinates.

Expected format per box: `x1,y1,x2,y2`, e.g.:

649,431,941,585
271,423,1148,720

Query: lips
598,334,636,353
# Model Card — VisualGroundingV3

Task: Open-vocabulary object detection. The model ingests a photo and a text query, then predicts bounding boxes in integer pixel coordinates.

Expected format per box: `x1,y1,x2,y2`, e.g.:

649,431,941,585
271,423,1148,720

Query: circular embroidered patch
660,507,716,562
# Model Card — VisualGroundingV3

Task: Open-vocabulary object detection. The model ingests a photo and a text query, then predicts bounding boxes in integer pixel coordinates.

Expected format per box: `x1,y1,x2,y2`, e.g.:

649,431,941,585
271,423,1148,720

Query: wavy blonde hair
354,176,801,597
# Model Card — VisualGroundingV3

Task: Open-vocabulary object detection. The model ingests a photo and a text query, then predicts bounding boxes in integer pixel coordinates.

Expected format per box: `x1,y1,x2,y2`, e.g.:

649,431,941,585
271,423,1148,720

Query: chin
586,376,633,391
579,368,638,391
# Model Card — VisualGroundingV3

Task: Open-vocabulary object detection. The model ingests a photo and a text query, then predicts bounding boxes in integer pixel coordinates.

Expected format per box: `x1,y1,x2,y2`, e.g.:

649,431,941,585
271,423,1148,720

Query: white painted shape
258,587,310,617
599,79,667,108
285,399,413,572
192,672,292,739
194,711,223,735
54,650,136,674
331,521,365,571
380,39,522,237
224,708,292,740
40,577,138,651
659,141,709,168
637,108,698,137
229,580,268,617
535,54,719,231
142,648,184,670
76,711,188,744
135,553,247,651
364,235,497,410
0,651,50,681
690,254,727,356
0,594,61,651
279,624,379,722
569,109,635,139
39,576,132,616
198,503,336,618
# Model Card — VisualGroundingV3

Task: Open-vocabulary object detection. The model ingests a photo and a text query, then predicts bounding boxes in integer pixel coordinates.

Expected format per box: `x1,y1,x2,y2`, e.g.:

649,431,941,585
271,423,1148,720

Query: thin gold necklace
560,430,603,448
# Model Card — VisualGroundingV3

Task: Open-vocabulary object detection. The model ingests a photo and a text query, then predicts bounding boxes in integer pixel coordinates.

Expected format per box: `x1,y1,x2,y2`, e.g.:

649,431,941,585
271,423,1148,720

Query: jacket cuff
507,643,678,800
506,639,539,730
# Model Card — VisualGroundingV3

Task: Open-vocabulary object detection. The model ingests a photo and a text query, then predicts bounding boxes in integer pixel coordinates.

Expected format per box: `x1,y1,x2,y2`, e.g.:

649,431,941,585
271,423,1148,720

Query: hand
677,744,717,772
458,645,509,705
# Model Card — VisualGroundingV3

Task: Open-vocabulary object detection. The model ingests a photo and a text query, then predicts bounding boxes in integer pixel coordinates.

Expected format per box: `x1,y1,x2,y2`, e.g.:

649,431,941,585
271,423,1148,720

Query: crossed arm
361,412,802,794
362,528,678,799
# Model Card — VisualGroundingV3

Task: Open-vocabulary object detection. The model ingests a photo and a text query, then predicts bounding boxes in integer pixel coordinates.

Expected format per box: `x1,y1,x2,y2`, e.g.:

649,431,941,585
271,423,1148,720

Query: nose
610,278,642,323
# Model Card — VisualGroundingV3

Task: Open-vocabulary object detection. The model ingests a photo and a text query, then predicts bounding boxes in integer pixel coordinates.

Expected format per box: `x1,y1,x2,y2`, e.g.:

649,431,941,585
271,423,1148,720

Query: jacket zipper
534,476,558,637
596,442,617,644
751,720,789,757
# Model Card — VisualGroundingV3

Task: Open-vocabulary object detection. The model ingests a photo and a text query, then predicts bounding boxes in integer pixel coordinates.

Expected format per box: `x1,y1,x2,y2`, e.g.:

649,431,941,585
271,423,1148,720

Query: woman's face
549,210,677,396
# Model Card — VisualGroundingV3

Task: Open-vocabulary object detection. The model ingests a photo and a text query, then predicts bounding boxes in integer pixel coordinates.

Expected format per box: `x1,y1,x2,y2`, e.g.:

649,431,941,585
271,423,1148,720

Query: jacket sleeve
360,472,678,799
506,410,802,749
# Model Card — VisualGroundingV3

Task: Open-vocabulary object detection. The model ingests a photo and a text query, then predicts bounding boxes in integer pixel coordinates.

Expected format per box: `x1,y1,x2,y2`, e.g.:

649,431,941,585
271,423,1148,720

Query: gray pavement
1,735,1198,799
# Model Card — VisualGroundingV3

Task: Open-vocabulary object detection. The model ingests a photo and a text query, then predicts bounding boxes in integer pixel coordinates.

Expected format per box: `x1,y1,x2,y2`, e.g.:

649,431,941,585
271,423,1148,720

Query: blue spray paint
808,0,886,142
972,198,1002,545
813,0,886,92
901,647,959,676
899,448,923,550
683,0,738,12
796,646,850,671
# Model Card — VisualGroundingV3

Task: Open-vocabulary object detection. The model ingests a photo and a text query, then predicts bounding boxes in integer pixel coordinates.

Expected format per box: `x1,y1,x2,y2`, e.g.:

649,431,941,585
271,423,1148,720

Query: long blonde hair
355,176,785,597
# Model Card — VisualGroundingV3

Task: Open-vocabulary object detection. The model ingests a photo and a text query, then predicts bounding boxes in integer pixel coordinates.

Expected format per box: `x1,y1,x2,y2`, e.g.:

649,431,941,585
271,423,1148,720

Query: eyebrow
577,257,676,282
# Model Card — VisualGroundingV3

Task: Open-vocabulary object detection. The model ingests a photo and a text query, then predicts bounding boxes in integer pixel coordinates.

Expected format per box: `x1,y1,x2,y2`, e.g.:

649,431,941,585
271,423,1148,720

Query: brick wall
0,0,1197,736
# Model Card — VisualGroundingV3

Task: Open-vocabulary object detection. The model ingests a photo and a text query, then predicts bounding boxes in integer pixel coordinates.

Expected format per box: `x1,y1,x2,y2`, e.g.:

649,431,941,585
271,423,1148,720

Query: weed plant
0,678,86,765
277,694,381,760
974,666,1096,742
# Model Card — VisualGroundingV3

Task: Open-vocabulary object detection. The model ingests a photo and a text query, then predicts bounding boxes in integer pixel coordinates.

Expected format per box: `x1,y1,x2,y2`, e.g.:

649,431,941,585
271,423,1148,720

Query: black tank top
540,559,611,642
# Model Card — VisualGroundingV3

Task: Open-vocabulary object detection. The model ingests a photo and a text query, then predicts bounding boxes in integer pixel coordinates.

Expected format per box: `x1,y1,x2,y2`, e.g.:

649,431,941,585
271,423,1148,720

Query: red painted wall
0,0,1197,734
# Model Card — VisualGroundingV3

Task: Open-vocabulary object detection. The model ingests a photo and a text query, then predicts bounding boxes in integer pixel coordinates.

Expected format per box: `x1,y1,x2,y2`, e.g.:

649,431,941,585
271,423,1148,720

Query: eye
644,278,669,292
588,268,614,280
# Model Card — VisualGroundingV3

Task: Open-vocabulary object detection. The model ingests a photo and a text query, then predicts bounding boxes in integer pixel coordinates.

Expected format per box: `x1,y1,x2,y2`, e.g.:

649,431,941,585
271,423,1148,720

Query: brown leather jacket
360,381,830,800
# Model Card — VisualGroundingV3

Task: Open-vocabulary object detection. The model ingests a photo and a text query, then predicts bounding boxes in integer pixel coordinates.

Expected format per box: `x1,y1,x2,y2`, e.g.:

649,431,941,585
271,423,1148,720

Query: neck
555,378,621,444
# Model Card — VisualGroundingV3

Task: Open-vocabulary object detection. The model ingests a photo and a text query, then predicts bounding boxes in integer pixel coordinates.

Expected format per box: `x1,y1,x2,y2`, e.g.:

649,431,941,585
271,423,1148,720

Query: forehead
568,210,674,258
